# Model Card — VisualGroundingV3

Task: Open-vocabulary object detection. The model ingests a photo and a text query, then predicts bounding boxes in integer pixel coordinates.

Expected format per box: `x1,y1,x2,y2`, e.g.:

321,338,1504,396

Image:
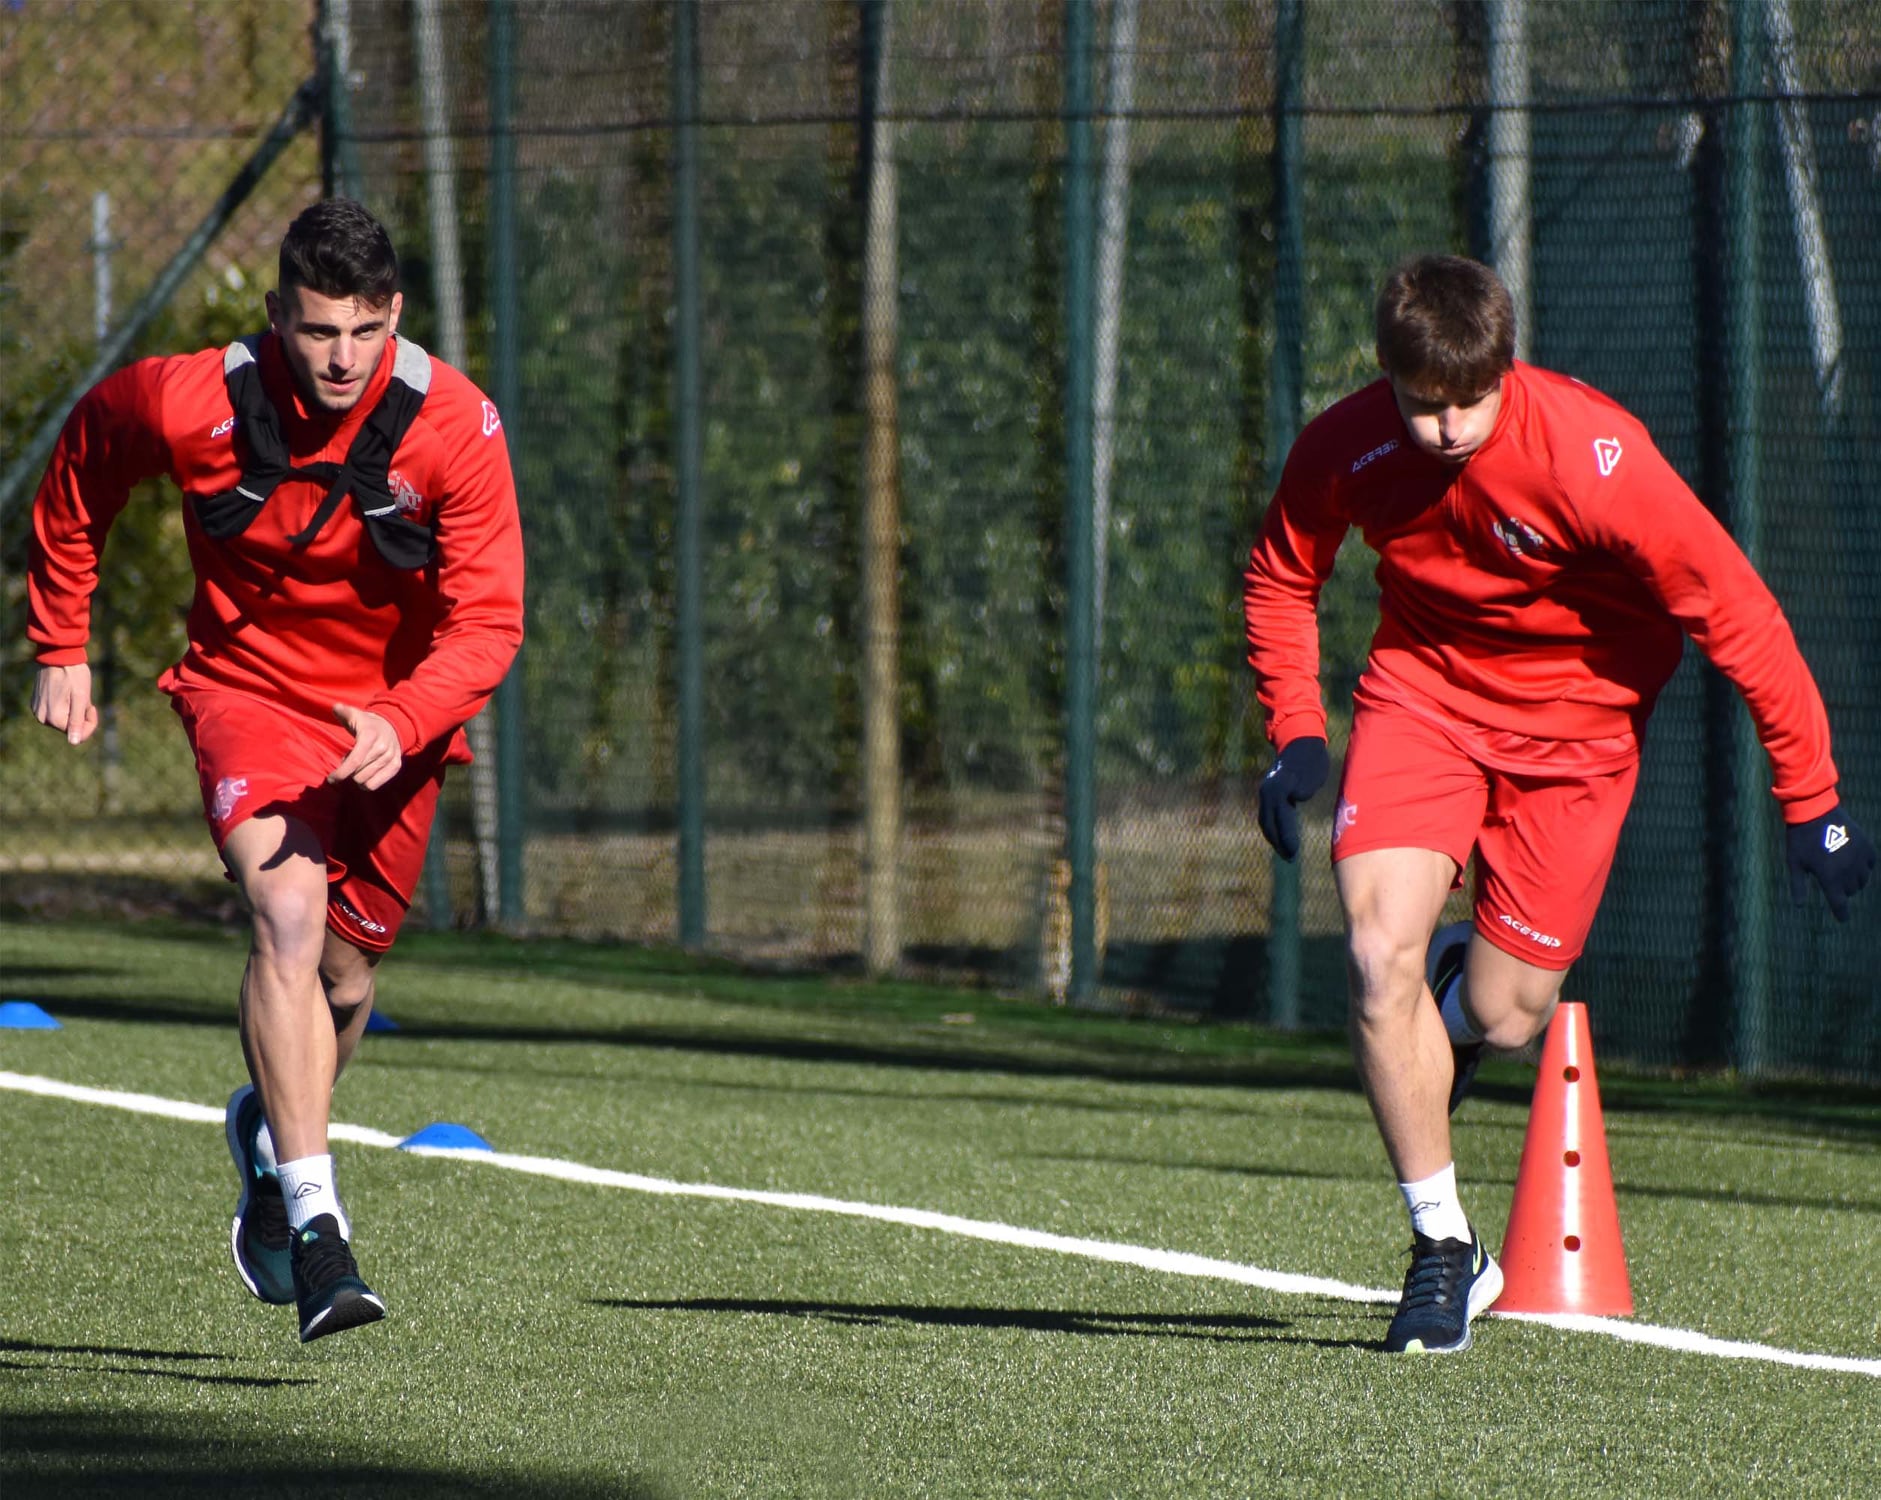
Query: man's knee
1344,923,1428,1024
248,881,331,971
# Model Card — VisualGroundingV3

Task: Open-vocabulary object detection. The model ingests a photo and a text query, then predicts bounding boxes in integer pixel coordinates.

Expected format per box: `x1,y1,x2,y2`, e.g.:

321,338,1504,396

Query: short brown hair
1374,255,1515,399
278,198,399,306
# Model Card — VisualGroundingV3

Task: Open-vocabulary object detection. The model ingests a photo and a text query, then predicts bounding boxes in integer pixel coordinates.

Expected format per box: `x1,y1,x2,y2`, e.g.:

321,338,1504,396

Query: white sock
1399,1163,1472,1243
1437,971,1483,1047
277,1154,349,1238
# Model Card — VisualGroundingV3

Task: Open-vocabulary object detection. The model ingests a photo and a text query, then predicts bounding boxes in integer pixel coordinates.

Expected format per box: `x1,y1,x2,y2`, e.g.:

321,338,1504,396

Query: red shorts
1332,689,1639,969
172,688,449,953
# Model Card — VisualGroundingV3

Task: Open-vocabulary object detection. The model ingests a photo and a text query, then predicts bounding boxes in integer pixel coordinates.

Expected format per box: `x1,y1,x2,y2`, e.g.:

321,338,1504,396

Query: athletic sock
277,1154,350,1238
1399,1162,1472,1244
1437,972,1483,1047
253,1118,280,1176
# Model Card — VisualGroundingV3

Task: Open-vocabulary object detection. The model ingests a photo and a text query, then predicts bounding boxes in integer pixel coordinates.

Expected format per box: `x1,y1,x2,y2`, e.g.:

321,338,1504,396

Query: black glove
1785,805,1876,922
1257,736,1330,862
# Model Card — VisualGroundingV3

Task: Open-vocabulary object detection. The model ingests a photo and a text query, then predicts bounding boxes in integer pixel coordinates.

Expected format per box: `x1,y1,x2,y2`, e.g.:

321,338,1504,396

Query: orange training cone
1494,1001,1633,1316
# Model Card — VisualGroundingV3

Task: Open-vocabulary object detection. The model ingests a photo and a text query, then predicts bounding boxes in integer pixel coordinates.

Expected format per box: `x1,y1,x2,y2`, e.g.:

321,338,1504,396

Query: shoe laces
1398,1235,1471,1311
295,1222,360,1289
249,1175,291,1251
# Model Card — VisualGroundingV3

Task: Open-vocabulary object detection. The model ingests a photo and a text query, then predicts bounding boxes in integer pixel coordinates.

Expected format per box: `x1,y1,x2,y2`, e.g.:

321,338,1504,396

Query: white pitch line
4,1069,1876,1378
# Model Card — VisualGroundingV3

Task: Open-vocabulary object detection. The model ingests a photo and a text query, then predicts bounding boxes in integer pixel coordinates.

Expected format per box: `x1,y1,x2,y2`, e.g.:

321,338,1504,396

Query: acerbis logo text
1351,439,1400,474
335,897,388,936
1496,912,1562,948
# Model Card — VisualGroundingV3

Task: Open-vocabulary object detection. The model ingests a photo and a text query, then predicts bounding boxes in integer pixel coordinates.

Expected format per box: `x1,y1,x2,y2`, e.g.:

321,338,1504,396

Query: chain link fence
4,1,1878,1079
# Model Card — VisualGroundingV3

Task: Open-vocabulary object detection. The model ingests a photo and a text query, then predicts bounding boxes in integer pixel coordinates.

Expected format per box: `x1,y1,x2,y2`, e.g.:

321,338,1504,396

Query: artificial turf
2,921,1876,1497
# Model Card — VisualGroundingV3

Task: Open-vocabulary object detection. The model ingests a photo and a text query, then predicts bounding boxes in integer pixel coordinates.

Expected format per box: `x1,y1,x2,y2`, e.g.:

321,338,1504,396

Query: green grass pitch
2,920,1876,1497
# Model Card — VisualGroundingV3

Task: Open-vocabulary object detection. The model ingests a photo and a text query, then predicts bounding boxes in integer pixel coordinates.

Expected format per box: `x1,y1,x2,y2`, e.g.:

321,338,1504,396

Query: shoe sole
1395,1254,1505,1355
225,1085,295,1306
300,1287,388,1343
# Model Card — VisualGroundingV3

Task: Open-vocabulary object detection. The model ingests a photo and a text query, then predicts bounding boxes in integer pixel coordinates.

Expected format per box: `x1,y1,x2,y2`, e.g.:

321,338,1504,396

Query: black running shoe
291,1214,386,1343
1425,920,1483,1114
1383,1224,1503,1354
225,1085,293,1305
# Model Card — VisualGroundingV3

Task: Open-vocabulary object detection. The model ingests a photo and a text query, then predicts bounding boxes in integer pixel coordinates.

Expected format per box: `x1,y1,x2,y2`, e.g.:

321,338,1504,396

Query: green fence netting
4,0,1877,1079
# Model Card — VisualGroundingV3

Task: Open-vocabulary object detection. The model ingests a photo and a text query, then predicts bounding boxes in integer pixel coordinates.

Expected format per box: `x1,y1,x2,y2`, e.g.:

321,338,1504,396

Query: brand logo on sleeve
1351,438,1400,474
481,400,502,438
211,416,237,439
1593,437,1623,476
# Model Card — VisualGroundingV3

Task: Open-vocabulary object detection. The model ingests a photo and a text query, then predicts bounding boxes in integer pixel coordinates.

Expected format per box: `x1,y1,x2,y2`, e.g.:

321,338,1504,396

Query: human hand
1257,735,1330,862
32,663,99,746
329,704,405,790
1785,805,1875,922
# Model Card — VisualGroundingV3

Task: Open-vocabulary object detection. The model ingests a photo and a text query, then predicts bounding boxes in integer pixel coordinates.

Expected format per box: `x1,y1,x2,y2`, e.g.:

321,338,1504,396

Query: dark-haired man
28,198,525,1343
1243,254,1872,1354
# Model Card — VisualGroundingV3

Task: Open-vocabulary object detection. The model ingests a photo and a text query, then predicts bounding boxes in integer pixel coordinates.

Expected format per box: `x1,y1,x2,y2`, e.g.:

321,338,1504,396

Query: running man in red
27,199,524,1343
1243,255,1873,1355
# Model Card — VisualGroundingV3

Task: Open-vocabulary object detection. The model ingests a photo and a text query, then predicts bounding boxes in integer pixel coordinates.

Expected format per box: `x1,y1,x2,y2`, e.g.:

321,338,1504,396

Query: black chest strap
195,336,438,570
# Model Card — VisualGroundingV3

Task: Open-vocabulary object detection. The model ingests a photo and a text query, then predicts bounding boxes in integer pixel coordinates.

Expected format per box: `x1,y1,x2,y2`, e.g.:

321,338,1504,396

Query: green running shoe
291,1214,386,1343
1383,1224,1503,1354
225,1084,293,1305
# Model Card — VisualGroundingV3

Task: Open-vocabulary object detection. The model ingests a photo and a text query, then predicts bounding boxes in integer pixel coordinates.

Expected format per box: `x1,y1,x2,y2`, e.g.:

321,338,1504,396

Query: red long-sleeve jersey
1243,361,1837,821
28,333,524,758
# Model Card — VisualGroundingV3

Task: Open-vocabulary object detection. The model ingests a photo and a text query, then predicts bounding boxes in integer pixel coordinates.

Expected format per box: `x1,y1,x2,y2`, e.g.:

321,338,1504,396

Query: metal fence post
1266,0,1305,1030
1727,0,1770,1073
489,0,527,928
674,0,707,950
1063,0,1099,1006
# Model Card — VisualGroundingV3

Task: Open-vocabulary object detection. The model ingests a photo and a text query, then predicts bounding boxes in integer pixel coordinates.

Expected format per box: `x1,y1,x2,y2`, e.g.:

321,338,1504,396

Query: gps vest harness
192,335,438,570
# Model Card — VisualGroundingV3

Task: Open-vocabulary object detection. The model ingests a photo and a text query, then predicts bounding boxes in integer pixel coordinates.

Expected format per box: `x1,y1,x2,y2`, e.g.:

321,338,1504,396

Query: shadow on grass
15,988,1367,1098
0,1339,229,1362
595,1296,1373,1352
601,1287,1384,1355
1615,1181,1881,1215
0,1356,312,1389
0,1409,668,1499
8,913,1876,1143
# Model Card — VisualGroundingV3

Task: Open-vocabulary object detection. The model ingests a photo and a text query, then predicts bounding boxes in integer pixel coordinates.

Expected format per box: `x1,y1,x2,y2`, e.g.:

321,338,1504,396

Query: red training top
29,333,524,760
1243,361,1837,821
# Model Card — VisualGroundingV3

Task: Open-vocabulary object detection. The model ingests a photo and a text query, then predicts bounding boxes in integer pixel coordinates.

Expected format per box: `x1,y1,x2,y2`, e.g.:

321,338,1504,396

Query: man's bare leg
1336,847,1459,1184
321,928,381,1078
223,814,335,1165
221,814,387,1340
1336,846,1572,1352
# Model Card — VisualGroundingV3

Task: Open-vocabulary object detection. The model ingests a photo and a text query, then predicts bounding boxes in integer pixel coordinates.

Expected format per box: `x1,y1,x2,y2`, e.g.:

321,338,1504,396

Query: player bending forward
28,199,525,1342
1243,254,1873,1354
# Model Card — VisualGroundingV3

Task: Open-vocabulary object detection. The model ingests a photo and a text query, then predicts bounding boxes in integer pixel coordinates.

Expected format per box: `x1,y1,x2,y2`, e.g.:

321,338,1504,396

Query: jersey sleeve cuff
1779,788,1841,825
1268,711,1329,751
33,645,89,667
367,698,428,756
